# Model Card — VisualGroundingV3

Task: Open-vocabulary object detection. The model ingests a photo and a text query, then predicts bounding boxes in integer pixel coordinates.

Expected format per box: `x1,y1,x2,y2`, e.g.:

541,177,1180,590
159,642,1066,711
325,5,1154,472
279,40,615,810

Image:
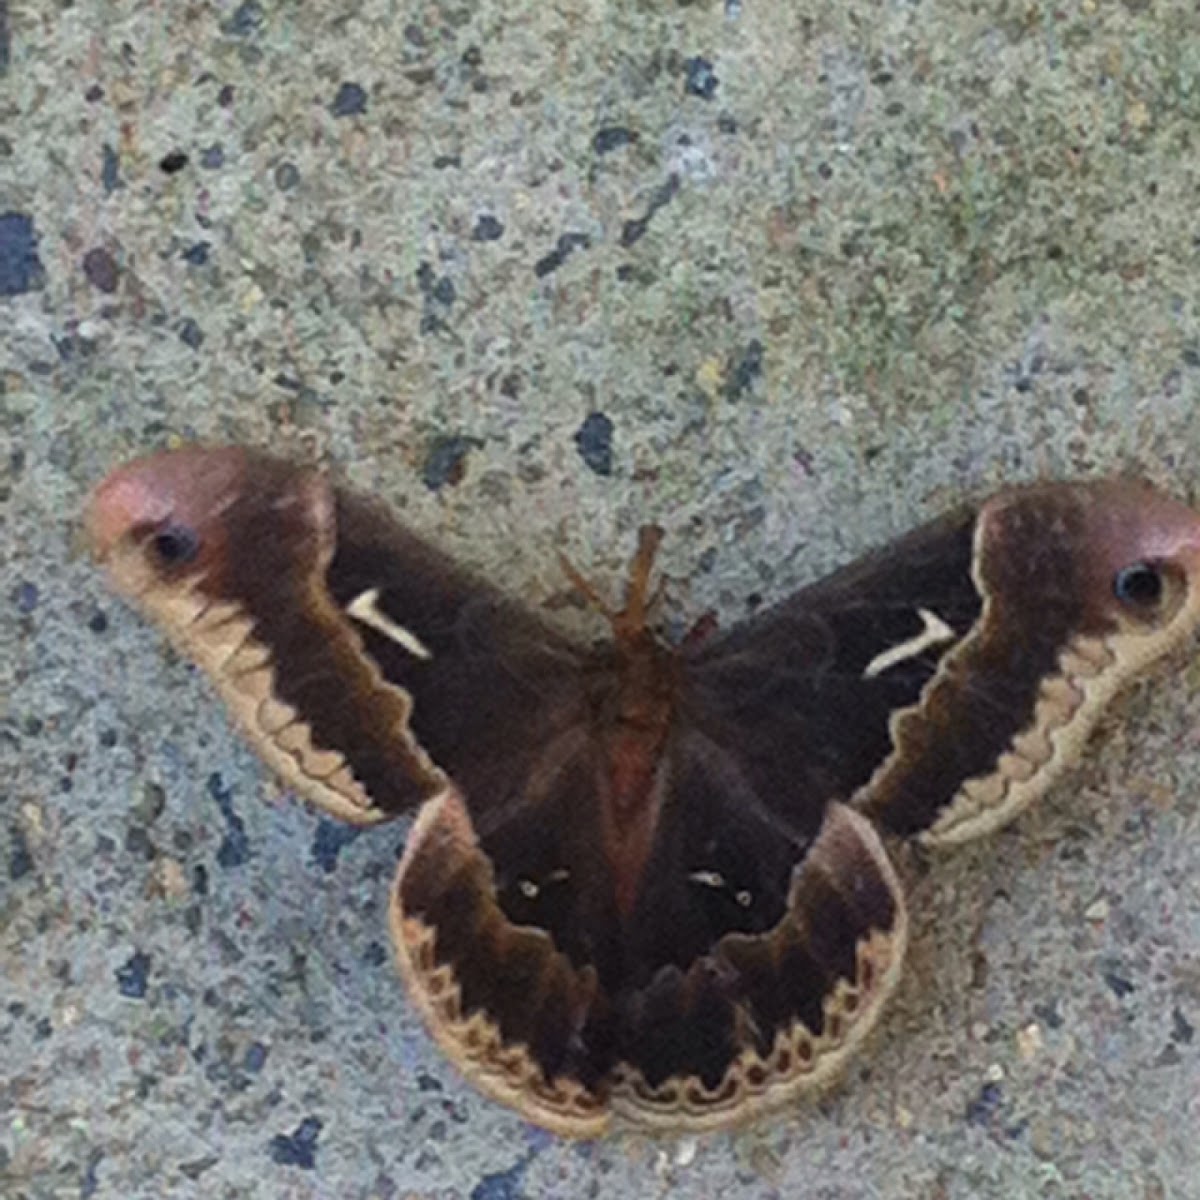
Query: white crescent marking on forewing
347,588,434,660
862,607,956,679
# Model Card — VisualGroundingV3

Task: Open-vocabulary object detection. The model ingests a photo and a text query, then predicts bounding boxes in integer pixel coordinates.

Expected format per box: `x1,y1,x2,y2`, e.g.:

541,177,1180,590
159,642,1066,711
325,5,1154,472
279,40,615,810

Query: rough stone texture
3,2,1199,1198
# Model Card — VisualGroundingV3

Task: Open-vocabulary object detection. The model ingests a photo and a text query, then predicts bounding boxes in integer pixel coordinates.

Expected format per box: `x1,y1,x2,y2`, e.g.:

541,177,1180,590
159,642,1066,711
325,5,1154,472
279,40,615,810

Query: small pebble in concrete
965,1081,1003,1126
80,1148,104,1198
331,81,367,117
274,161,300,191
619,175,679,247
178,317,205,349
310,818,361,873
725,339,764,401
135,782,166,824
1016,1022,1043,1061
534,231,590,277
423,435,479,491
101,144,121,193
82,246,120,293
115,950,151,999
13,580,39,612
684,56,718,100
179,1156,219,1181
243,1042,268,1073
1033,999,1064,1029
222,1,264,37
593,126,636,154
1103,968,1136,999
1171,1007,1194,1044
574,412,614,476
472,213,504,241
0,212,44,295
208,772,251,868
470,1152,534,1200
8,825,33,880
269,1116,323,1170
416,261,458,332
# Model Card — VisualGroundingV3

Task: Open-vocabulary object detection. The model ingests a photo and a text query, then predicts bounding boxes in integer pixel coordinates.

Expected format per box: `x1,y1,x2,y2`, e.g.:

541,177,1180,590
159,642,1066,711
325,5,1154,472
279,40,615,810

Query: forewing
861,481,1200,842
87,446,592,826
683,482,1200,843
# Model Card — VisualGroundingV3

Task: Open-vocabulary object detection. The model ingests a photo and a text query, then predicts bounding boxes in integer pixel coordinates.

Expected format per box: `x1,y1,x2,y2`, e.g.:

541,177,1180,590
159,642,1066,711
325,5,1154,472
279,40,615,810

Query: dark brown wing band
391,792,906,1136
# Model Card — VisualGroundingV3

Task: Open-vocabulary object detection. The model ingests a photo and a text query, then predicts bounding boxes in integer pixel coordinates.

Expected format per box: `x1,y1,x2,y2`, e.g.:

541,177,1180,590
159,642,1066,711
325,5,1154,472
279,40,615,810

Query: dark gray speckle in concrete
81,246,119,294
575,412,616,477
534,231,591,277
177,317,205,349
423,434,480,491
472,213,505,242
208,772,252,869
222,1,265,39
101,144,121,193
114,951,152,1000
0,211,43,295
158,150,189,175
594,126,637,155
269,1116,323,1170
331,81,368,117
310,817,362,873
683,56,719,100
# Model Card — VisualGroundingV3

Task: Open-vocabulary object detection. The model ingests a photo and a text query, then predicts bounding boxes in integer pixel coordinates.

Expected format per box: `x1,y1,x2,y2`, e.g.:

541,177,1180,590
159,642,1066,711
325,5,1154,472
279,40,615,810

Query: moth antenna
614,523,665,639
557,524,666,639
557,549,618,620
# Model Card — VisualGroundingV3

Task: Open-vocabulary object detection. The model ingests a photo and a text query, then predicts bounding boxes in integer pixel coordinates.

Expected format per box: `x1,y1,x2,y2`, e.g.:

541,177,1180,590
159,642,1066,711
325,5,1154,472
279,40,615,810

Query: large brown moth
86,446,1200,1136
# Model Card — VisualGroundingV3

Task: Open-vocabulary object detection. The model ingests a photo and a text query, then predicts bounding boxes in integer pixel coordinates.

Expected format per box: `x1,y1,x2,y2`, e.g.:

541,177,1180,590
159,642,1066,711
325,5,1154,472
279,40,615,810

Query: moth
87,446,1200,1136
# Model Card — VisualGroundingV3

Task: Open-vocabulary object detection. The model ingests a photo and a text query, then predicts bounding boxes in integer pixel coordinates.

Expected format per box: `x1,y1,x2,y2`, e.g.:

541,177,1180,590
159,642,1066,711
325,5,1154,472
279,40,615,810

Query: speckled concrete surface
3,2,1199,1197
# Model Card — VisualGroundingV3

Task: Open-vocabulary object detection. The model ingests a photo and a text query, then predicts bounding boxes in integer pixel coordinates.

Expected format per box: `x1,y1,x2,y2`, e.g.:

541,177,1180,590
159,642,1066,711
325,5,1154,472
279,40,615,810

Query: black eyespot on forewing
150,523,201,566
1113,561,1163,610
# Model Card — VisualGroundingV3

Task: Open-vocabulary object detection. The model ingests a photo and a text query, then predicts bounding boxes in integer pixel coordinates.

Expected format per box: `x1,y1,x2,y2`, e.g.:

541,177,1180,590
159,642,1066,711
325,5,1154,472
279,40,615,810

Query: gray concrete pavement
3,2,1198,1197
